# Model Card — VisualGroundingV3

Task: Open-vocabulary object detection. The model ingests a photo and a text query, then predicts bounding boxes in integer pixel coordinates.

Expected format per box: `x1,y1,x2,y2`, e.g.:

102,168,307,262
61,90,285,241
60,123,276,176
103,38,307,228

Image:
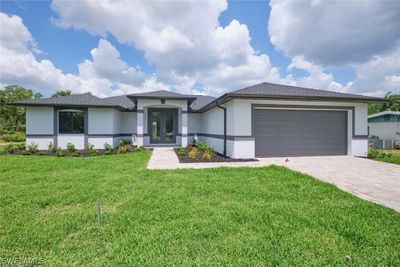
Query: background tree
0,85,42,133
51,90,71,98
368,92,400,115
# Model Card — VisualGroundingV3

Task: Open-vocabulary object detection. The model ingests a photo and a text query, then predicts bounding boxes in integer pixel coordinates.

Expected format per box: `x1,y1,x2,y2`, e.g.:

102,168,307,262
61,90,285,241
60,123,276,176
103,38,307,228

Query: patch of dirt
174,147,257,163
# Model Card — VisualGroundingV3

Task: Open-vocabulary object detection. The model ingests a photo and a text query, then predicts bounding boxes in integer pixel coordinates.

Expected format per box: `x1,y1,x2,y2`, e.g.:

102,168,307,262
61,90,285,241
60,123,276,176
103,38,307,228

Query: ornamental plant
188,147,198,159
27,142,38,154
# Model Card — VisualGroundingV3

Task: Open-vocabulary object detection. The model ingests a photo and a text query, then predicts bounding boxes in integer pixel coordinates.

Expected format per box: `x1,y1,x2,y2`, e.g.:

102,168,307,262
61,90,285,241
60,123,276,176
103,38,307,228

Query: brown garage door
253,109,347,157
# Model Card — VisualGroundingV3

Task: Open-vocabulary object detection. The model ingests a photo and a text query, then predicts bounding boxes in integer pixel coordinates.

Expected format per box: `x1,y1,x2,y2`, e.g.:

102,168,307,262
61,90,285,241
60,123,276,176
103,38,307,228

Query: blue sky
0,0,399,97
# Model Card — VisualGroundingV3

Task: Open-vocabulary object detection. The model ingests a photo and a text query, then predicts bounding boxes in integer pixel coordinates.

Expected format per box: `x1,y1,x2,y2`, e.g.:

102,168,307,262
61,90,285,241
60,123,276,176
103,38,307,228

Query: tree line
0,85,71,133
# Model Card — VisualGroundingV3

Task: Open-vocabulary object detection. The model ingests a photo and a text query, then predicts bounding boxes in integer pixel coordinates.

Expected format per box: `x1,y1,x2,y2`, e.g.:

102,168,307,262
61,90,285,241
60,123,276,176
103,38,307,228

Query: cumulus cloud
50,0,285,95
0,12,167,97
269,0,400,66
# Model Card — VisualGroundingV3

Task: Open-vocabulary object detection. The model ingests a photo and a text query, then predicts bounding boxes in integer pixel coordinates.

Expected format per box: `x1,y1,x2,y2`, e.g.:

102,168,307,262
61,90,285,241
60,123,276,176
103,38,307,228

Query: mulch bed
174,147,257,163
1,147,151,157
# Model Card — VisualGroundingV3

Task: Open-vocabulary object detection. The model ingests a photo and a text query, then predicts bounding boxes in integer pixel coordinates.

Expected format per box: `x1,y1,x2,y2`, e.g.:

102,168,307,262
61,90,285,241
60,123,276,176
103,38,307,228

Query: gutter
216,101,227,157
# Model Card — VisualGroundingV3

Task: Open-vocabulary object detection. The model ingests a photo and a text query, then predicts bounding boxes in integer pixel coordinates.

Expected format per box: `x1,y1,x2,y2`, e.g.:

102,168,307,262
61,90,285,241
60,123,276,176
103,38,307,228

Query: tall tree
0,85,42,132
368,92,400,115
51,90,71,98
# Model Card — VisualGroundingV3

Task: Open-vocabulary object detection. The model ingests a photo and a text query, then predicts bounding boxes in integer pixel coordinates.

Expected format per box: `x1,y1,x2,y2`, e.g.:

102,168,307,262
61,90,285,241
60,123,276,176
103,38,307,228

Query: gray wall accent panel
253,109,347,157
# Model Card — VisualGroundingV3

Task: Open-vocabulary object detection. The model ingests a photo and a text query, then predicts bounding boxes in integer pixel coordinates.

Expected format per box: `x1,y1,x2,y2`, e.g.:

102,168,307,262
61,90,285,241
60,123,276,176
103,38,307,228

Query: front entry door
149,109,177,144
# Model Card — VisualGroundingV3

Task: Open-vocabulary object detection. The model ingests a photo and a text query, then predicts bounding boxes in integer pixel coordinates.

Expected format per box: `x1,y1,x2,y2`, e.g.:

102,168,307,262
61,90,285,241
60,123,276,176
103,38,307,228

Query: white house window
59,111,84,134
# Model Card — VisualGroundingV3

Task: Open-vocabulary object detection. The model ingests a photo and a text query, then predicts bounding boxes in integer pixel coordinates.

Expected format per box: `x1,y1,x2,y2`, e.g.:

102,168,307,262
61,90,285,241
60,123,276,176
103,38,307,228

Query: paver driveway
148,148,400,212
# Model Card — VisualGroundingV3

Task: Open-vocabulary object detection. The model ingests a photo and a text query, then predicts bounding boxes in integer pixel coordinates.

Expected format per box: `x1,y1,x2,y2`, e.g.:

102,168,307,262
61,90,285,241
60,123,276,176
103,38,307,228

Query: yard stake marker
97,199,101,226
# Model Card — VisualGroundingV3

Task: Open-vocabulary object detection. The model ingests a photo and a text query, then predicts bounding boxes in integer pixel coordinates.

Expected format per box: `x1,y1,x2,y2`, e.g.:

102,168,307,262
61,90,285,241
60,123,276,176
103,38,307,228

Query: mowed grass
1,152,399,266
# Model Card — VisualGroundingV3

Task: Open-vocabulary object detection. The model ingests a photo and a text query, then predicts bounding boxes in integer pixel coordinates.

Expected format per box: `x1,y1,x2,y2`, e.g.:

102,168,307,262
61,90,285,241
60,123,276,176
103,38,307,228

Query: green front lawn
1,153,399,266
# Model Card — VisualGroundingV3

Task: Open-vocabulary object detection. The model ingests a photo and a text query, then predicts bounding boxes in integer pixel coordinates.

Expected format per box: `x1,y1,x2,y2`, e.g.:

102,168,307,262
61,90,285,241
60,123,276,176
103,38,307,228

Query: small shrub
56,148,65,157
368,148,379,158
48,142,57,154
66,143,77,153
37,151,48,156
188,147,198,159
17,143,26,150
177,147,186,156
386,153,392,158
202,150,212,160
118,144,131,154
1,133,25,142
71,150,81,157
104,143,113,155
119,139,132,146
27,142,38,154
379,152,386,158
136,146,144,152
196,140,208,152
86,143,97,156
21,150,32,155
5,144,16,153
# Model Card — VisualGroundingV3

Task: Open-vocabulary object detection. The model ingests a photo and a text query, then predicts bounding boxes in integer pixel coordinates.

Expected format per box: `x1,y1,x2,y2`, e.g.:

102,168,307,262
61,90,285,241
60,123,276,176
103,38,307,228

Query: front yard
1,152,399,265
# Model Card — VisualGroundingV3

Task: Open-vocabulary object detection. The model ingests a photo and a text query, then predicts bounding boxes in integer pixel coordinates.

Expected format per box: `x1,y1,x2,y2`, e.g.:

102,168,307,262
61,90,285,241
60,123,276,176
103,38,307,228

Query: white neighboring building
15,82,385,158
368,111,400,140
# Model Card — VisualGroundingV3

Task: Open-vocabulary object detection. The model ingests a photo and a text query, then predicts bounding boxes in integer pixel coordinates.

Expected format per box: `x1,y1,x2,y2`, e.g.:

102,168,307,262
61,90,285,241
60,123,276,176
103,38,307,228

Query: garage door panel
254,109,347,157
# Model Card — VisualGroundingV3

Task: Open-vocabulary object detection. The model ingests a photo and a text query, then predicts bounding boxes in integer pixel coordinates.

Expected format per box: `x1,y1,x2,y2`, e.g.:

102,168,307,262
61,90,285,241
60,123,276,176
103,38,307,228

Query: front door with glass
149,109,177,144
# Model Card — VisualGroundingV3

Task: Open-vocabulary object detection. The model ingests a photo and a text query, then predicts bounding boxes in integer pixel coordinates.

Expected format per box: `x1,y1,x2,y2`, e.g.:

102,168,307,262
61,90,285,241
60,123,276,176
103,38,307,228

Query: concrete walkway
147,148,400,212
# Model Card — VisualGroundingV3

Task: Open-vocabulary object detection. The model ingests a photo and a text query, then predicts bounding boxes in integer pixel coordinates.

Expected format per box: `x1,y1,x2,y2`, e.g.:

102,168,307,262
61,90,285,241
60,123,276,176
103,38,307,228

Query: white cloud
0,12,168,97
50,0,286,95
269,0,400,66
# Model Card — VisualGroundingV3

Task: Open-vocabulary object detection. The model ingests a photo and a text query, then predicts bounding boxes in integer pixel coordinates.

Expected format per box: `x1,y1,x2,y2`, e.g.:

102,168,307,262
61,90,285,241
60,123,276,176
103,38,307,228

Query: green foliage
196,140,208,151
119,139,132,146
5,144,16,153
118,144,131,154
48,142,57,154
188,147,198,159
66,143,77,153
0,85,42,132
21,150,32,155
368,92,400,115
135,146,144,152
51,90,72,98
17,143,26,150
177,147,186,156
367,148,379,158
1,133,25,142
27,142,38,154
56,147,65,157
202,150,213,160
37,151,48,156
71,150,81,157
104,143,113,155
86,143,97,156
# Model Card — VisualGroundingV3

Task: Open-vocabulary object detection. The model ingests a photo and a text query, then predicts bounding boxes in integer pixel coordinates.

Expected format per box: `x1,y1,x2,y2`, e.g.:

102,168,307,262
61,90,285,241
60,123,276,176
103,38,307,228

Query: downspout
216,101,227,156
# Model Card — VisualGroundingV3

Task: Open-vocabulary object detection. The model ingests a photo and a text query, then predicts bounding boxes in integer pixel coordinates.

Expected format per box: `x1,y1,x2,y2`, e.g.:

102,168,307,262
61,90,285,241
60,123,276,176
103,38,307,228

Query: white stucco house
368,111,400,140
14,82,384,158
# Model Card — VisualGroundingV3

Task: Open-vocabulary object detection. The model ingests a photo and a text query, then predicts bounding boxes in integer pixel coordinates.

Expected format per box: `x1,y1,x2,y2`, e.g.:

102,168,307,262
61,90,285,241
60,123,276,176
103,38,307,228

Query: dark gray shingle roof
189,95,216,112
128,90,197,100
14,93,135,110
229,82,383,101
102,95,135,110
